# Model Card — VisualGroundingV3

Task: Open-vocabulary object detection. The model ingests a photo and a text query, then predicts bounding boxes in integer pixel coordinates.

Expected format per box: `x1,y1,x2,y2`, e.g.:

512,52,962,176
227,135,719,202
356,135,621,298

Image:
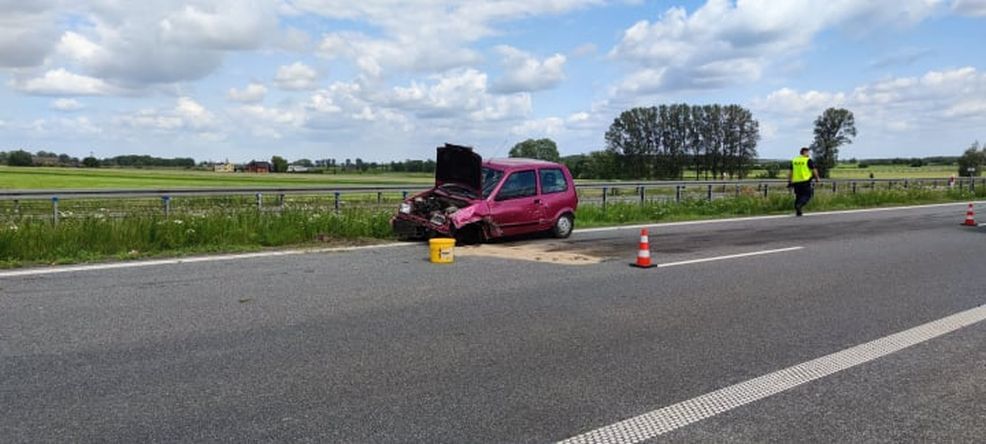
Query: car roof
482,157,563,171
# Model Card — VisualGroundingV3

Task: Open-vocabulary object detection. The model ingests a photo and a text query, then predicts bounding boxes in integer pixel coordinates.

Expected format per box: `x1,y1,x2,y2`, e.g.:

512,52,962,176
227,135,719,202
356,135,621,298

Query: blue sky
1,0,985,163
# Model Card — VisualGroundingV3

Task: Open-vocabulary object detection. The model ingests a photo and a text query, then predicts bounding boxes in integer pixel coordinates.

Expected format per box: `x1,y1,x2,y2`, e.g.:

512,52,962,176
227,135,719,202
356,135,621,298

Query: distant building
246,161,272,173
213,161,234,173
287,165,309,173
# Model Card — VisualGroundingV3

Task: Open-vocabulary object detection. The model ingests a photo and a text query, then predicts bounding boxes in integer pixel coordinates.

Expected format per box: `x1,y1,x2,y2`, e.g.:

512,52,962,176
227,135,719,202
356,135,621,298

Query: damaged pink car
391,144,578,243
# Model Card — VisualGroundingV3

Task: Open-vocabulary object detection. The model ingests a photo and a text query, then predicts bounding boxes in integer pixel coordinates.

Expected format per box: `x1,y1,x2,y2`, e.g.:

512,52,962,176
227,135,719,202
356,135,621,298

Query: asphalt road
1,204,984,443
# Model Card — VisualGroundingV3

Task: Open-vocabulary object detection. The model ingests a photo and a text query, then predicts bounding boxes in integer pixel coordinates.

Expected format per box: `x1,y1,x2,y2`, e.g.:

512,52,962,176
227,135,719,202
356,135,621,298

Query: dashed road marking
656,246,804,268
556,304,986,444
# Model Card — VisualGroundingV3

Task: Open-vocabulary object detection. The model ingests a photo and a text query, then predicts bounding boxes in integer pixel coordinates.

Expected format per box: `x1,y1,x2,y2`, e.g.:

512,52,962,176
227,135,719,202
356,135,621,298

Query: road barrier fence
1,177,983,224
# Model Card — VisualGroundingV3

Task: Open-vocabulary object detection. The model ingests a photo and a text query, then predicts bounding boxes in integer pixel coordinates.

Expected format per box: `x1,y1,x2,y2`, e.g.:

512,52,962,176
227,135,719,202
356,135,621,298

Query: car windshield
482,167,503,198
437,183,478,199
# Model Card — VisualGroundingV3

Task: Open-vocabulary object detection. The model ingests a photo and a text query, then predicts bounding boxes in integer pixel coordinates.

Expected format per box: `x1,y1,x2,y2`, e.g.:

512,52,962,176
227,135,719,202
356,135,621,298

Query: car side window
539,168,568,194
495,170,537,201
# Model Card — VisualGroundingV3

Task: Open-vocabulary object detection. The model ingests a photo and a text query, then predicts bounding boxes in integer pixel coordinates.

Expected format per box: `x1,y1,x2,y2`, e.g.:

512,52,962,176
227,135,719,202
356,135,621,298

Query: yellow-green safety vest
791,156,812,183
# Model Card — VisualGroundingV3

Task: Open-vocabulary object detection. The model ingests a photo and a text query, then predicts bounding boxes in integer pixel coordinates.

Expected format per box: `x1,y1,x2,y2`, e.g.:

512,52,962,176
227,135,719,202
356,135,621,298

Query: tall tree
271,156,288,173
957,141,984,177
605,107,659,179
7,150,33,167
508,138,561,161
810,108,856,178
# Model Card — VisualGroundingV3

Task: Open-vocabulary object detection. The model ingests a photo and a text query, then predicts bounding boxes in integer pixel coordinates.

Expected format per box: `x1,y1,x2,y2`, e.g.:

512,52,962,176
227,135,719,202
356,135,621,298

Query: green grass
827,164,959,179
0,166,433,189
0,208,394,267
576,187,984,227
1,178,983,269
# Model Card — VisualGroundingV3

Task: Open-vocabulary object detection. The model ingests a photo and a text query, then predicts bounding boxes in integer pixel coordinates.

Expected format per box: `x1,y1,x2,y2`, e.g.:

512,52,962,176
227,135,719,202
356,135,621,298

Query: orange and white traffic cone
962,203,977,226
630,228,656,268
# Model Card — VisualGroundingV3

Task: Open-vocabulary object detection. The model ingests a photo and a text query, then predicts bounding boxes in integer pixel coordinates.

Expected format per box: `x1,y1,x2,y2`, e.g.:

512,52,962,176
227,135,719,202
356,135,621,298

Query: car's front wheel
552,213,574,238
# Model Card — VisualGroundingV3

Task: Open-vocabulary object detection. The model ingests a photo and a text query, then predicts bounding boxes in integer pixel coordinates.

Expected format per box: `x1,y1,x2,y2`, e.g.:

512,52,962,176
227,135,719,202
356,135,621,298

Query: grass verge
1,187,983,268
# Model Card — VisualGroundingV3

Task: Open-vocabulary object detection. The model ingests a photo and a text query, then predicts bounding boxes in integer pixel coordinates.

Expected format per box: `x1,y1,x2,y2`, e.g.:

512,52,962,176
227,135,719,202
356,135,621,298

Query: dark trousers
793,181,813,210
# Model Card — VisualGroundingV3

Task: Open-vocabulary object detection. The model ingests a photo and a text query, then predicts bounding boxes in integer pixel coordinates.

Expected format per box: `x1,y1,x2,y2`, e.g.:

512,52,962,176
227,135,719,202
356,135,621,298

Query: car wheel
454,224,484,245
552,214,574,238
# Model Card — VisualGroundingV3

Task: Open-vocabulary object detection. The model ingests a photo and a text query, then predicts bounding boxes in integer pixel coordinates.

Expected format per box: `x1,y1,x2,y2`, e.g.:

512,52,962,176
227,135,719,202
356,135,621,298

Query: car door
537,167,571,229
489,170,544,236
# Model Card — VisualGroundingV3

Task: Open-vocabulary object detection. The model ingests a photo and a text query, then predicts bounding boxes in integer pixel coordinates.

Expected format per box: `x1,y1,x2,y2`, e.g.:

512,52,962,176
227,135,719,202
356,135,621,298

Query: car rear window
539,168,567,194
496,170,537,200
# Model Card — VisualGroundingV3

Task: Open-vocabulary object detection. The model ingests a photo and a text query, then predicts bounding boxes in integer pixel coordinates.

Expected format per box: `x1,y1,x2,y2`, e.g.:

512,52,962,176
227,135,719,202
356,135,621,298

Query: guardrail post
52,196,59,225
402,191,408,200
602,187,608,211
852,181,857,194
904,180,908,189
278,194,285,211
162,195,171,218
707,184,713,201
638,186,645,205
735,185,740,197
377,192,383,205
256,193,263,212
972,178,976,192
675,185,682,203
13,199,19,215
763,183,769,198
334,192,341,212
832,181,837,193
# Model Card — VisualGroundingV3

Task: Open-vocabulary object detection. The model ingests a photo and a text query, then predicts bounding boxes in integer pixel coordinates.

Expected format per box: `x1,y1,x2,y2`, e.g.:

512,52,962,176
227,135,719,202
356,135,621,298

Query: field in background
0,164,965,190
0,166,433,189
827,164,958,179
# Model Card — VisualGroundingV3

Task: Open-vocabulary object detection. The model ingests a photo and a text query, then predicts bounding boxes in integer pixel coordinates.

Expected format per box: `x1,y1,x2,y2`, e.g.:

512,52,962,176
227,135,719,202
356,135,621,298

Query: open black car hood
435,143,482,196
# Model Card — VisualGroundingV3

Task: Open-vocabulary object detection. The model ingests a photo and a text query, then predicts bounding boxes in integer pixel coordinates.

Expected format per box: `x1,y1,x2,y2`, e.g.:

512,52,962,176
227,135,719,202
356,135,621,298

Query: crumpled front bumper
391,213,452,239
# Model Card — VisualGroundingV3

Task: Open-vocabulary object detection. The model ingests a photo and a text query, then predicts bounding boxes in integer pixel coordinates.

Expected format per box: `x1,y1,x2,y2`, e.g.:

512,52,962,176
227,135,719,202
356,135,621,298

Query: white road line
656,246,804,268
574,201,986,234
557,304,986,444
0,243,410,278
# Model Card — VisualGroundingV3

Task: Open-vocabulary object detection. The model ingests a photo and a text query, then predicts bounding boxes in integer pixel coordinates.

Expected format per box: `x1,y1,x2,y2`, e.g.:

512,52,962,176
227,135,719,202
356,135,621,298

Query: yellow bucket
428,238,456,264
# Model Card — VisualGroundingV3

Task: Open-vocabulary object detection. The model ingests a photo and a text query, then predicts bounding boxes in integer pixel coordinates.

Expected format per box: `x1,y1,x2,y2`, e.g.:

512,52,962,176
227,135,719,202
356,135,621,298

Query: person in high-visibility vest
787,147,820,216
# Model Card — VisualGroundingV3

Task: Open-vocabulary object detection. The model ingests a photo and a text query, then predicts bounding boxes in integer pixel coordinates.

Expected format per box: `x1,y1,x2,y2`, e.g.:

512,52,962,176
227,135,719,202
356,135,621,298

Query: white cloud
38,1,278,89
511,112,604,137
491,46,567,93
752,67,986,155
389,69,532,121
952,0,986,16
227,83,268,103
274,62,319,91
11,69,116,96
52,98,84,111
0,0,60,68
230,104,306,138
610,0,945,94
119,97,218,132
306,0,602,77
159,1,277,50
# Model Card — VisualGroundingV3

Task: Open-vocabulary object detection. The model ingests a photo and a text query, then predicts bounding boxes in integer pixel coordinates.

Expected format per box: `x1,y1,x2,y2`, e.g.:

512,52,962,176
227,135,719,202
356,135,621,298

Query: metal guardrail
0,177,978,199
1,177,982,224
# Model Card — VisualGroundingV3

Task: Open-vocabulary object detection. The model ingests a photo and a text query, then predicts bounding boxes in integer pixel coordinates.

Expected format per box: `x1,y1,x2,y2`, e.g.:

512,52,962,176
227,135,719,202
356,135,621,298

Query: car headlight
399,202,412,214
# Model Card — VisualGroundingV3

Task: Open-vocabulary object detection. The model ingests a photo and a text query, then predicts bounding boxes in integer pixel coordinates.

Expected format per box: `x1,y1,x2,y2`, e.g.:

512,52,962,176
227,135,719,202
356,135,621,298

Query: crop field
0,166,433,189
0,164,965,190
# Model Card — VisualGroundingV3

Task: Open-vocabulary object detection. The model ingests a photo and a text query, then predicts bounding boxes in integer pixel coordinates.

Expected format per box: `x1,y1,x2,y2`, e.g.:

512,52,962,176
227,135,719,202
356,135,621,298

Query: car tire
453,224,484,245
552,213,574,238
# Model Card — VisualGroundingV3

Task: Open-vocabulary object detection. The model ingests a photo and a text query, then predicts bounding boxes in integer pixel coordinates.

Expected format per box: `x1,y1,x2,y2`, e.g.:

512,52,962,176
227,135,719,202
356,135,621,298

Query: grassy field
2,186,983,268
0,166,433,189
0,164,966,190
827,164,959,179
